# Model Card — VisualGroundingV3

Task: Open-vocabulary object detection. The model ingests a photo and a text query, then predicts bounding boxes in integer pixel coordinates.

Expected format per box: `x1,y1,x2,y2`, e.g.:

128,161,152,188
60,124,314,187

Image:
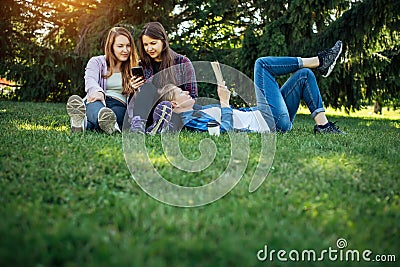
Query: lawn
0,100,399,267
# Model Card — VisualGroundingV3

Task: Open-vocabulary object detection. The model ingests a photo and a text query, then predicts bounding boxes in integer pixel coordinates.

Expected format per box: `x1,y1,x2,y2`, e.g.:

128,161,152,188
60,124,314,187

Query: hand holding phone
132,66,144,78
131,66,145,90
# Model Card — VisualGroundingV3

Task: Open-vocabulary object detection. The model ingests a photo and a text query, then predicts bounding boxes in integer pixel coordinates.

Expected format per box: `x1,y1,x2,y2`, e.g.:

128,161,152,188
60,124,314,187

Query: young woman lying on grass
156,83,271,134
150,41,346,135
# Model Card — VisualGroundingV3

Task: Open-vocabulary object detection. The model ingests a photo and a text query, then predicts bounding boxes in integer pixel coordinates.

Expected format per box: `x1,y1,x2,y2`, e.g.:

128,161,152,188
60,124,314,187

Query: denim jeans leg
132,83,158,120
85,100,105,130
131,82,160,128
106,97,127,130
254,56,302,132
280,68,325,121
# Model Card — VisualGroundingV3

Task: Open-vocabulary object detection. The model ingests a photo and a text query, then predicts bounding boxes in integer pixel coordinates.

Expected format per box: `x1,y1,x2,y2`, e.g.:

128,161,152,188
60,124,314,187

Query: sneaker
66,95,86,132
146,101,173,135
314,121,346,134
98,107,120,134
130,116,146,134
317,40,343,77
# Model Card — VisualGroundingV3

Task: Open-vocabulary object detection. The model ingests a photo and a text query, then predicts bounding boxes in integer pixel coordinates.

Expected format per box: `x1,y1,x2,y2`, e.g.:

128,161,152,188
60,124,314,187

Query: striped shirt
179,104,271,133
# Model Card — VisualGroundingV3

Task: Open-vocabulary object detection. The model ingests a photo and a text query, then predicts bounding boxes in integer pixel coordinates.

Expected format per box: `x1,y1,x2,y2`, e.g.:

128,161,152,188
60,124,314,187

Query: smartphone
132,66,144,78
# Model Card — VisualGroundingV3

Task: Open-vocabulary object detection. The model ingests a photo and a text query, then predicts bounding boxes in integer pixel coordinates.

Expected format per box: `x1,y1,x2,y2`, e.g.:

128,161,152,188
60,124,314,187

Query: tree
0,0,89,101
251,0,400,110
169,0,399,110
0,0,175,101
1,0,398,109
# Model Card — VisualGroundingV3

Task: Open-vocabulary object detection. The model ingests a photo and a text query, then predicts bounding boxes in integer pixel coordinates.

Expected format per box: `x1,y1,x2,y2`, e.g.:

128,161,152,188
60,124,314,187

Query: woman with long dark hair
129,22,197,134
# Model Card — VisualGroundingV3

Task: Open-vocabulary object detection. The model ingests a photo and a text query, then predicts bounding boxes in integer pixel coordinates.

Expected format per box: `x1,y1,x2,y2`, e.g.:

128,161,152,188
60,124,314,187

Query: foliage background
0,0,399,110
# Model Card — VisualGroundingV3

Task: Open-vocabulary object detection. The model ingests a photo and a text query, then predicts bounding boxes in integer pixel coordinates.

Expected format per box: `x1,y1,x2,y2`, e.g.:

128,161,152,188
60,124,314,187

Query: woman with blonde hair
66,26,144,134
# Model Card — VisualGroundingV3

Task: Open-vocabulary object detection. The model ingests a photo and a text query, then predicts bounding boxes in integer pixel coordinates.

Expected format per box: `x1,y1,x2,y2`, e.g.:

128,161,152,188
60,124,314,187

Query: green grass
0,100,399,267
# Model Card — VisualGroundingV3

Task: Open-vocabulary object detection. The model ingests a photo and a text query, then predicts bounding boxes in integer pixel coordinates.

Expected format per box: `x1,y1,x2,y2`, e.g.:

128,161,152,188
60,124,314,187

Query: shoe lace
130,116,146,131
327,121,341,131
324,41,341,56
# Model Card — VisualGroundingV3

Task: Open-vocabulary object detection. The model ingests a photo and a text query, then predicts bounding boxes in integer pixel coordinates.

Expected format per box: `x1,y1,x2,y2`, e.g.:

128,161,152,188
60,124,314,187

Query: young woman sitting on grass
153,41,346,134
128,21,198,134
66,26,145,134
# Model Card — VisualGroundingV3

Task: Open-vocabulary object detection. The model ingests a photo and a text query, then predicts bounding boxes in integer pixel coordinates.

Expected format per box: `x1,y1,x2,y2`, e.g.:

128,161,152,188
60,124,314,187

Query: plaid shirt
142,53,198,98
179,104,233,133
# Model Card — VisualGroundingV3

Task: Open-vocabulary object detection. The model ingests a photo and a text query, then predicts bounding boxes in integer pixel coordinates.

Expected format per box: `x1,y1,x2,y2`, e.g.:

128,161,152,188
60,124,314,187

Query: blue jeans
85,96,126,130
254,56,325,132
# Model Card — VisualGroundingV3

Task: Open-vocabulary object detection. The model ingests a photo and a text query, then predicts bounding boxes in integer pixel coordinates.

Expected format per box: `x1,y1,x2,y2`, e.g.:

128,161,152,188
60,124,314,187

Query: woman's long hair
104,26,139,95
137,22,177,87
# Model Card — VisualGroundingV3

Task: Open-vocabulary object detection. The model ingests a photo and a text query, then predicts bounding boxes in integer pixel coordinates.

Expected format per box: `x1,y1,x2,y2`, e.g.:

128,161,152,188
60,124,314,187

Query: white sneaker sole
98,107,118,134
322,43,343,78
66,95,86,132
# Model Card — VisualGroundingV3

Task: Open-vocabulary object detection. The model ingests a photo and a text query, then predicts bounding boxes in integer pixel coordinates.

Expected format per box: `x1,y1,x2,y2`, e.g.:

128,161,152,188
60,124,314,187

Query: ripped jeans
254,56,325,132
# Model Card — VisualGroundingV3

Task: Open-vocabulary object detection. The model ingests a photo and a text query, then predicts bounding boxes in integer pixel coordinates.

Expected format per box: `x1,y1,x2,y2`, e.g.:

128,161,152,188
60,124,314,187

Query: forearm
220,100,230,108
